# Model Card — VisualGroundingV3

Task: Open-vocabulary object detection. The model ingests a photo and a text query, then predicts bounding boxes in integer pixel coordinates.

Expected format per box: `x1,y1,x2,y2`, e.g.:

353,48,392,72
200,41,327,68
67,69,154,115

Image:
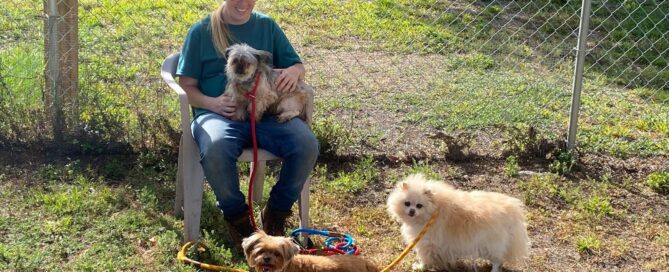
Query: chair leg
298,178,310,244
183,136,205,243
183,165,204,242
251,161,266,204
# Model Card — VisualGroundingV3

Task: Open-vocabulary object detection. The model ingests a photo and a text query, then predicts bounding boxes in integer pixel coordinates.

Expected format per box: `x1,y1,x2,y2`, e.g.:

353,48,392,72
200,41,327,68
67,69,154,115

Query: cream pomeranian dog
242,230,379,272
386,174,529,272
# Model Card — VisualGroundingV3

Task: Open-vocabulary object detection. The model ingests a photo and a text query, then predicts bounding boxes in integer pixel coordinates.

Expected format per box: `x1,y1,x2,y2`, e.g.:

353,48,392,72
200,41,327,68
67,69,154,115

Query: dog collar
241,72,262,100
236,70,259,92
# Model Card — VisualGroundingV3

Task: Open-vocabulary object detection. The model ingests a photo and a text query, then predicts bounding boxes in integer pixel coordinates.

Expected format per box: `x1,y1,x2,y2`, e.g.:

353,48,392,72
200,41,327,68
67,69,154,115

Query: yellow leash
380,209,439,272
177,241,249,272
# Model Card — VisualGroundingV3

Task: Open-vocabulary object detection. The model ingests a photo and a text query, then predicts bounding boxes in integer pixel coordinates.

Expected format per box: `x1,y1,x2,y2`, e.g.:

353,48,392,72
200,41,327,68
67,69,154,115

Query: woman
176,0,319,243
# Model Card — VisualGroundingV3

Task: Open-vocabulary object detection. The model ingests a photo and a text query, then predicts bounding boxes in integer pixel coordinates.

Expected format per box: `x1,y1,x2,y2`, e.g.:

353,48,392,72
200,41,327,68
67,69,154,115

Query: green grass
323,156,379,194
588,0,669,89
0,162,191,271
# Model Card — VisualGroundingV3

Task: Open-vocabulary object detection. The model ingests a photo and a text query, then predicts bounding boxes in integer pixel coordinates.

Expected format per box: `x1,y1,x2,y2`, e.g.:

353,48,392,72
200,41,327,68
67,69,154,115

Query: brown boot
261,206,292,236
224,212,255,248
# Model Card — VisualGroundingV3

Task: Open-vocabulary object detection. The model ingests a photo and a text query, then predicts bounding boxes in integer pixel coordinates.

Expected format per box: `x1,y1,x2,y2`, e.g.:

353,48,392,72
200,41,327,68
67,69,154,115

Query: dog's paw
412,262,441,272
411,262,426,271
277,111,300,123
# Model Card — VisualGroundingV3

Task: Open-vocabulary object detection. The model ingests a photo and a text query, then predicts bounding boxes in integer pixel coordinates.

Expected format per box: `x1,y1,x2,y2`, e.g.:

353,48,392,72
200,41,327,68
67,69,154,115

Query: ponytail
210,3,231,56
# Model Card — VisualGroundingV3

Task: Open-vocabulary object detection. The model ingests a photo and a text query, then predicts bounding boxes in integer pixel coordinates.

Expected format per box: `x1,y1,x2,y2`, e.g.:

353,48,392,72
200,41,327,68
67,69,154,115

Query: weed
505,155,520,177
580,195,613,219
37,160,83,183
325,156,378,194
646,172,669,195
498,124,562,159
430,132,474,161
549,150,576,175
657,229,669,247
576,234,601,255
557,185,581,205
137,150,175,182
183,230,246,270
138,185,159,211
100,158,126,180
407,159,442,180
327,171,367,194
312,116,355,155
518,175,560,206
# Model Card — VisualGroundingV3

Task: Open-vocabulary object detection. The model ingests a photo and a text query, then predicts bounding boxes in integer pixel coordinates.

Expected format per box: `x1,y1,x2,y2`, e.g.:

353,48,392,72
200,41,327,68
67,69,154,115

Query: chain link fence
1,0,667,157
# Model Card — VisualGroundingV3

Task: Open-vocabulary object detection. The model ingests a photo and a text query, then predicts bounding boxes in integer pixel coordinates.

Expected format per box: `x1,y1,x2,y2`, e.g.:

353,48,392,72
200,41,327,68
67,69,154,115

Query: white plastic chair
160,52,310,242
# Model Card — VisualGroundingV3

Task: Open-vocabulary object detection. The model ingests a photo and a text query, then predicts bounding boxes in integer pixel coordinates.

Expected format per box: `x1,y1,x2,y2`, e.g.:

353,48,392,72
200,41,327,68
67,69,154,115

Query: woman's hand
273,64,305,93
210,93,237,118
179,76,238,119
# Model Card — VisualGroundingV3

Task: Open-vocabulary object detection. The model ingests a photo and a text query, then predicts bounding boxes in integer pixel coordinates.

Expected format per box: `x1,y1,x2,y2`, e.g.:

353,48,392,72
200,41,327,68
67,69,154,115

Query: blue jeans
191,112,319,219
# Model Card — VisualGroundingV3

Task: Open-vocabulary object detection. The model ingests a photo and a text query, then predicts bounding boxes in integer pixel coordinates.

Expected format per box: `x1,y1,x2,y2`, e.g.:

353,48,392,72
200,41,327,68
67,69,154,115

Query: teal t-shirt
176,12,302,118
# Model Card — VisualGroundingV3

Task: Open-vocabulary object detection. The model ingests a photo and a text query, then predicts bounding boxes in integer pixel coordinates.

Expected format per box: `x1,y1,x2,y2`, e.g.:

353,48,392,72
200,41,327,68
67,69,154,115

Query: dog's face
225,43,272,83
387,174,437,225
242,231,299,272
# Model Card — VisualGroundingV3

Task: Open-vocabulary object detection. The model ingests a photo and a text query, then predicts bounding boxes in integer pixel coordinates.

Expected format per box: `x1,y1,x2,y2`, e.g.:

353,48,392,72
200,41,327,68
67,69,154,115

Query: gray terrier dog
224,43,313,123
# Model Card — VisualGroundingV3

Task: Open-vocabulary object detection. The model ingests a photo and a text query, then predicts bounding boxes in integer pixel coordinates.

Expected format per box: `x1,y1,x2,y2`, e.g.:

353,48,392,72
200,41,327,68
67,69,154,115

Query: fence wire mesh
0,0,667,157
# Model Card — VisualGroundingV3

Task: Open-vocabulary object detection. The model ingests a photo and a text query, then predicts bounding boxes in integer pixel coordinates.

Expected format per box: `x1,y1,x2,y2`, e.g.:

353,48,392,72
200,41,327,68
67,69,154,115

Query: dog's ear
241,231,265,261
252,48,273,64
401,182,409,191
281,237,299,261
225,46,234,60
424,188,434,199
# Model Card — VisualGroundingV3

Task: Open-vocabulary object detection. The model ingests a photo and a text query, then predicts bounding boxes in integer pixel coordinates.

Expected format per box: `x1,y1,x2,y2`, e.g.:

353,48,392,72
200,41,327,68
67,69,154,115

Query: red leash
242,72,263,231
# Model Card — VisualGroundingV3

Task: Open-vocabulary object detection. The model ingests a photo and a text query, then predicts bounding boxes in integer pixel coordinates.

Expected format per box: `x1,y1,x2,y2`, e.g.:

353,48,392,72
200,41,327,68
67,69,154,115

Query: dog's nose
235,63,246,75
409,209,415,217
263,256,271,263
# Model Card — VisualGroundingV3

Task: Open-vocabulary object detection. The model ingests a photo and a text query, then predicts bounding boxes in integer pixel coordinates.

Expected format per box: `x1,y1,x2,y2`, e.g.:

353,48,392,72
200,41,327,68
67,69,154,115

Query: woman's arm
179,76,237,118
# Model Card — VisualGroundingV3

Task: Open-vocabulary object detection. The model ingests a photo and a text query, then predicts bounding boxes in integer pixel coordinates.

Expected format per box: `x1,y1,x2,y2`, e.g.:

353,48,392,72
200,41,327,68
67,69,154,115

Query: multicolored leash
290,228,361,255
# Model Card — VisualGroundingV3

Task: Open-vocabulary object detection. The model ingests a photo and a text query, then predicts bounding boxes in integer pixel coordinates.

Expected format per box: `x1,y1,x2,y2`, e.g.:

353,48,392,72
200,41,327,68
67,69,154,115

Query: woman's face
224,0,256,25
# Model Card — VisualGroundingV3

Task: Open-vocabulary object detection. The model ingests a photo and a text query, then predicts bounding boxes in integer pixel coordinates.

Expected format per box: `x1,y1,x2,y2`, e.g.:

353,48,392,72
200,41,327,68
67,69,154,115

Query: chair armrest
161,53,192,137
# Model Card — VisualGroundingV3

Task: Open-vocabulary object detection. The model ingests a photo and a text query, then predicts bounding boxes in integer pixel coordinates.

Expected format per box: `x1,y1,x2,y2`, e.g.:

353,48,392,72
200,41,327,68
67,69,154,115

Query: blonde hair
210,2,231,55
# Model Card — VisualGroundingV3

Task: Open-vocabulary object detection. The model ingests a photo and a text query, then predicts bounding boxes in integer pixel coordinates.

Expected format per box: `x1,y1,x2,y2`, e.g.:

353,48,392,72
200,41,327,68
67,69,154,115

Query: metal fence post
45,0,63,142
567,0,593,151
44,0,78,144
